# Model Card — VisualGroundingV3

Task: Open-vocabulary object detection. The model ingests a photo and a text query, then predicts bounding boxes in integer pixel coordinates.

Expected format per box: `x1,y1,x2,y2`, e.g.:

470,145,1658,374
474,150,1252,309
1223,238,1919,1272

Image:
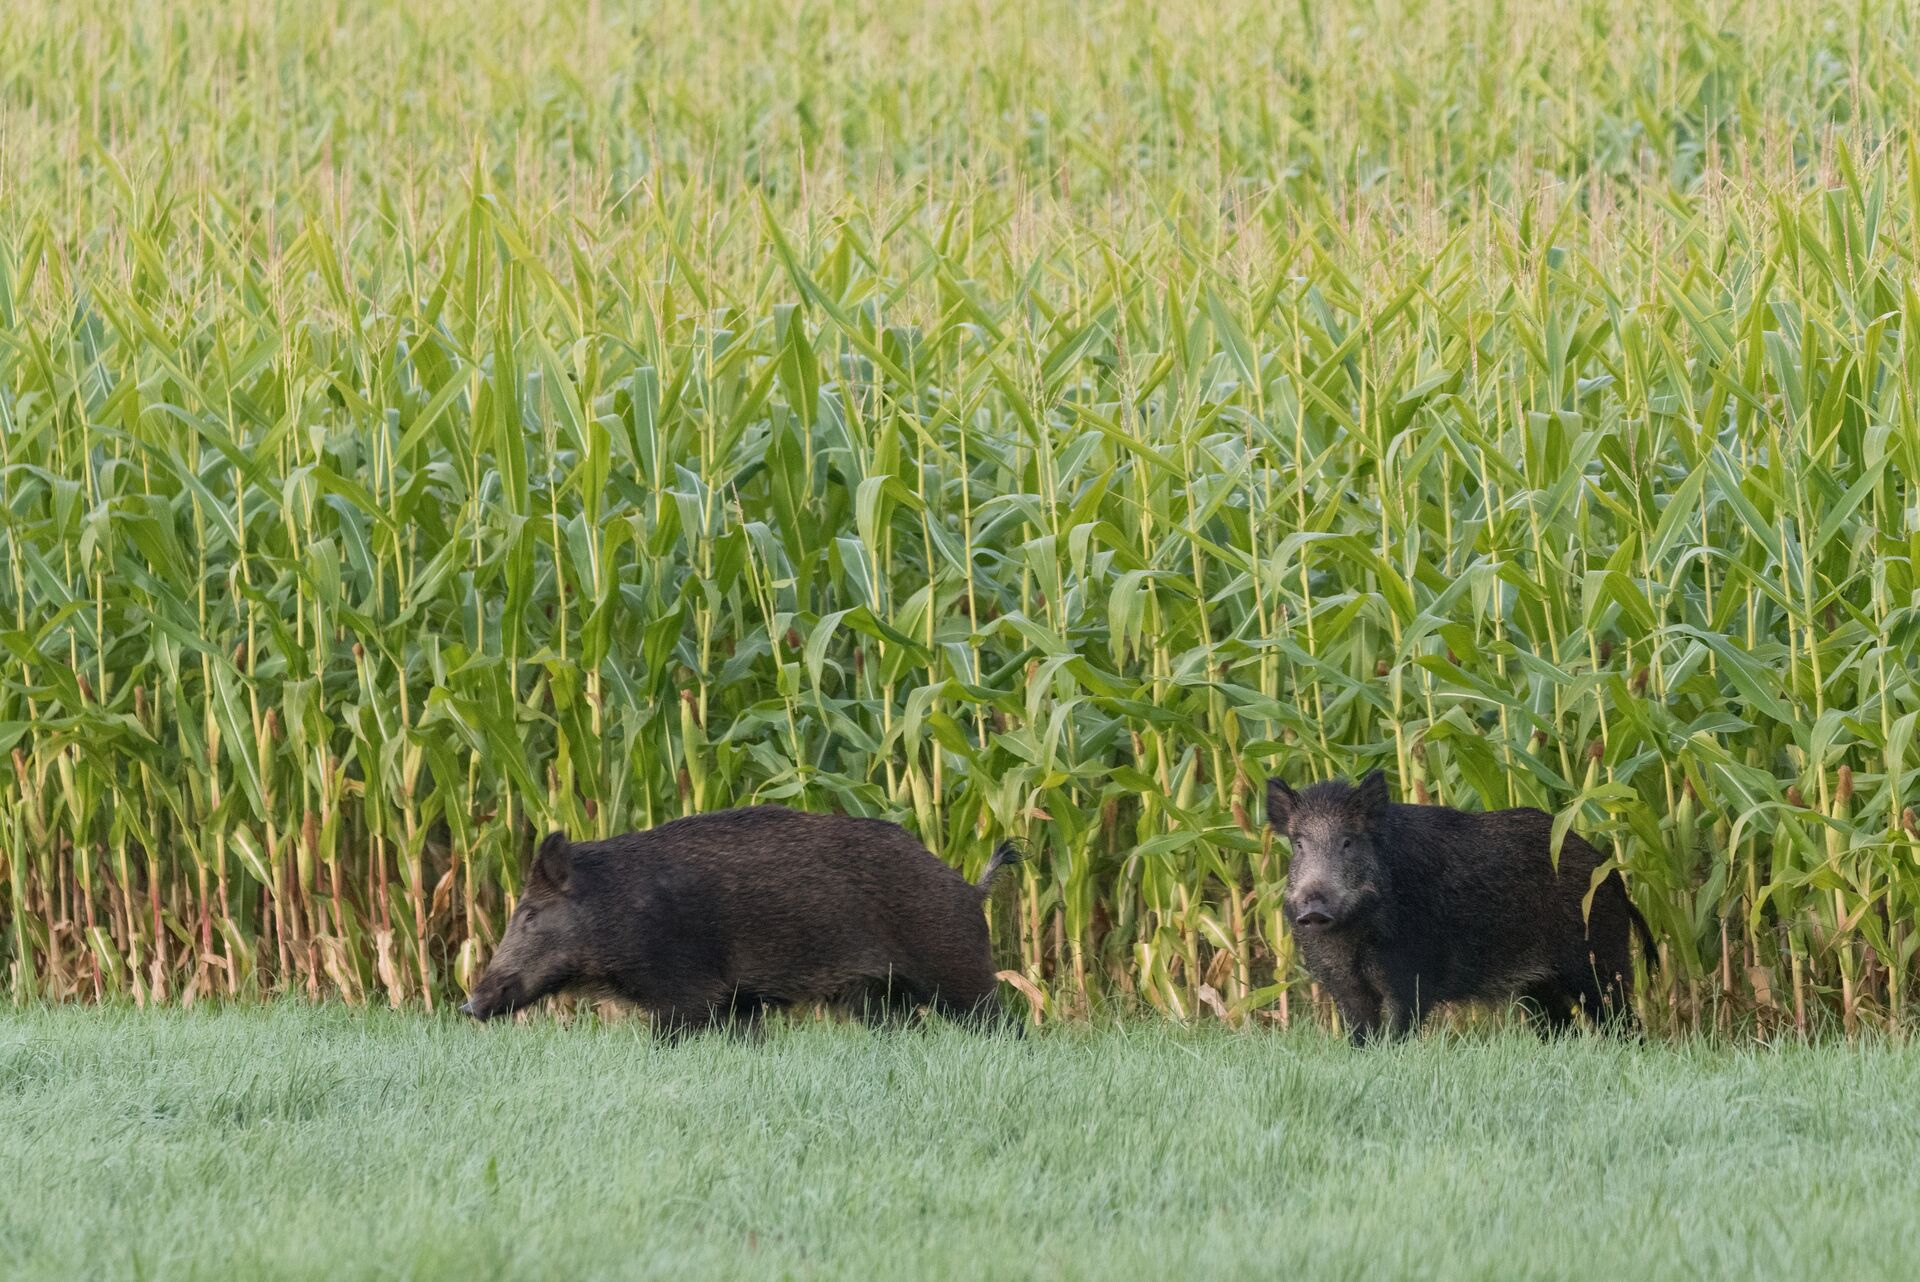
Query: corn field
2,0,1918,1033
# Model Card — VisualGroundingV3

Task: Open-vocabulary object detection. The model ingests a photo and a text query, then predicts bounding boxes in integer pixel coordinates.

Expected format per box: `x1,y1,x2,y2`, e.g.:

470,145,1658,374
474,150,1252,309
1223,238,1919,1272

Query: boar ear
1265,778,1298,830
1356,769,1392,817
530,831,572,892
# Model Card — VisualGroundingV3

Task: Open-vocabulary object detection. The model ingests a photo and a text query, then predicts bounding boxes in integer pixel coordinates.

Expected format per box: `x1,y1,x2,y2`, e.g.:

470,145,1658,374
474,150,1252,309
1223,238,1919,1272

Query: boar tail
977,839,1026,893
1627,900,1658,969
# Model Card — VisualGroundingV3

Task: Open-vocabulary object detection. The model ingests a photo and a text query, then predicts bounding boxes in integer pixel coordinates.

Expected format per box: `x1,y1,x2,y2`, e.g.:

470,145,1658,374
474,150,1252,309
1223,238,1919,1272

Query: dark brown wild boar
1267,770,1653,1044
461,806,1022,1034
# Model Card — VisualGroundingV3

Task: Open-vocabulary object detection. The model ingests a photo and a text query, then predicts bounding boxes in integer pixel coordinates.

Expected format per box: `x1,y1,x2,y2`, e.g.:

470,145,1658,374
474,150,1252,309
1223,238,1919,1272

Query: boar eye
1342,838,1352,849
521,906,539,925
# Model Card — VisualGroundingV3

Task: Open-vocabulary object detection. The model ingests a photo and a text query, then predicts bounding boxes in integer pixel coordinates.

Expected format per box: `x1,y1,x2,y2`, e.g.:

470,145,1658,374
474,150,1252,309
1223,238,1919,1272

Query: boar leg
1326,981,1384,1046
721,991,787,1040
929,968,1016,1031
1529,967,1639,1037
1571,966,1641,1036
1371,964,1432,1041
1520,982,1580,1037
1377,991,1421,1041
648,1005,721,1042
1579,891,1645,1035
649,990,770,1042
837,974,927,1027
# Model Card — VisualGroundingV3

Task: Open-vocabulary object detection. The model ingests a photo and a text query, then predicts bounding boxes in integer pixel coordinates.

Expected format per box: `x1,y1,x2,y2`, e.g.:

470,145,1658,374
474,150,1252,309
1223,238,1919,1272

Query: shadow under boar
461,805,1022,1034
1267,770,1653,1043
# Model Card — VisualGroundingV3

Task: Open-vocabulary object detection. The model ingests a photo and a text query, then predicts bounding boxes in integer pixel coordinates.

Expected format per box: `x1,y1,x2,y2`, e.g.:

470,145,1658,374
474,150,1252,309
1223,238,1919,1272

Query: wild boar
1267,770,1653,1043
460,805,1022,1034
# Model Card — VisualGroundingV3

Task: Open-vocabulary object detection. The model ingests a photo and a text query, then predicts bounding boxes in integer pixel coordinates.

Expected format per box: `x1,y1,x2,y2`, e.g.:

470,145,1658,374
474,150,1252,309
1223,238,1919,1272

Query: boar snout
1285,881,1378,931
460,974,524,1021
1293,893,1336,929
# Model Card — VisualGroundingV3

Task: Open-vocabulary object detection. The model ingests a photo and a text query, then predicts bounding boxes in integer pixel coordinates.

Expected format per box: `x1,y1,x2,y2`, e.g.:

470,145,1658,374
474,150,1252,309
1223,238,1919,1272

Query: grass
2,0,1919,1029
0,1006,1916,1280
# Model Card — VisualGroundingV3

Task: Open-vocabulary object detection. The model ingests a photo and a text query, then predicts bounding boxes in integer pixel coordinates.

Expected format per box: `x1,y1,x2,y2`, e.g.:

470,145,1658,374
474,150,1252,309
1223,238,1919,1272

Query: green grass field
6,1,1920,1274
2,1007,1918,1280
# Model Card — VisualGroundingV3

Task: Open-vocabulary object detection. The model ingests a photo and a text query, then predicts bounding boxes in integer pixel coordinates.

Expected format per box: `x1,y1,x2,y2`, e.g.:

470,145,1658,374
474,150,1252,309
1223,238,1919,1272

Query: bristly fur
464,806,1018,1035
977,838,1026,892
1268,771,1649,1044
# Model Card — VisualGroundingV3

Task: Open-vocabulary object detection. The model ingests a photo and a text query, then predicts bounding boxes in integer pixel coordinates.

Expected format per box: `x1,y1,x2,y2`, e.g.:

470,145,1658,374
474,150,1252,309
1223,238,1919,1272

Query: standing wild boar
460,806,1022,1033
1267,770,1652,1043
